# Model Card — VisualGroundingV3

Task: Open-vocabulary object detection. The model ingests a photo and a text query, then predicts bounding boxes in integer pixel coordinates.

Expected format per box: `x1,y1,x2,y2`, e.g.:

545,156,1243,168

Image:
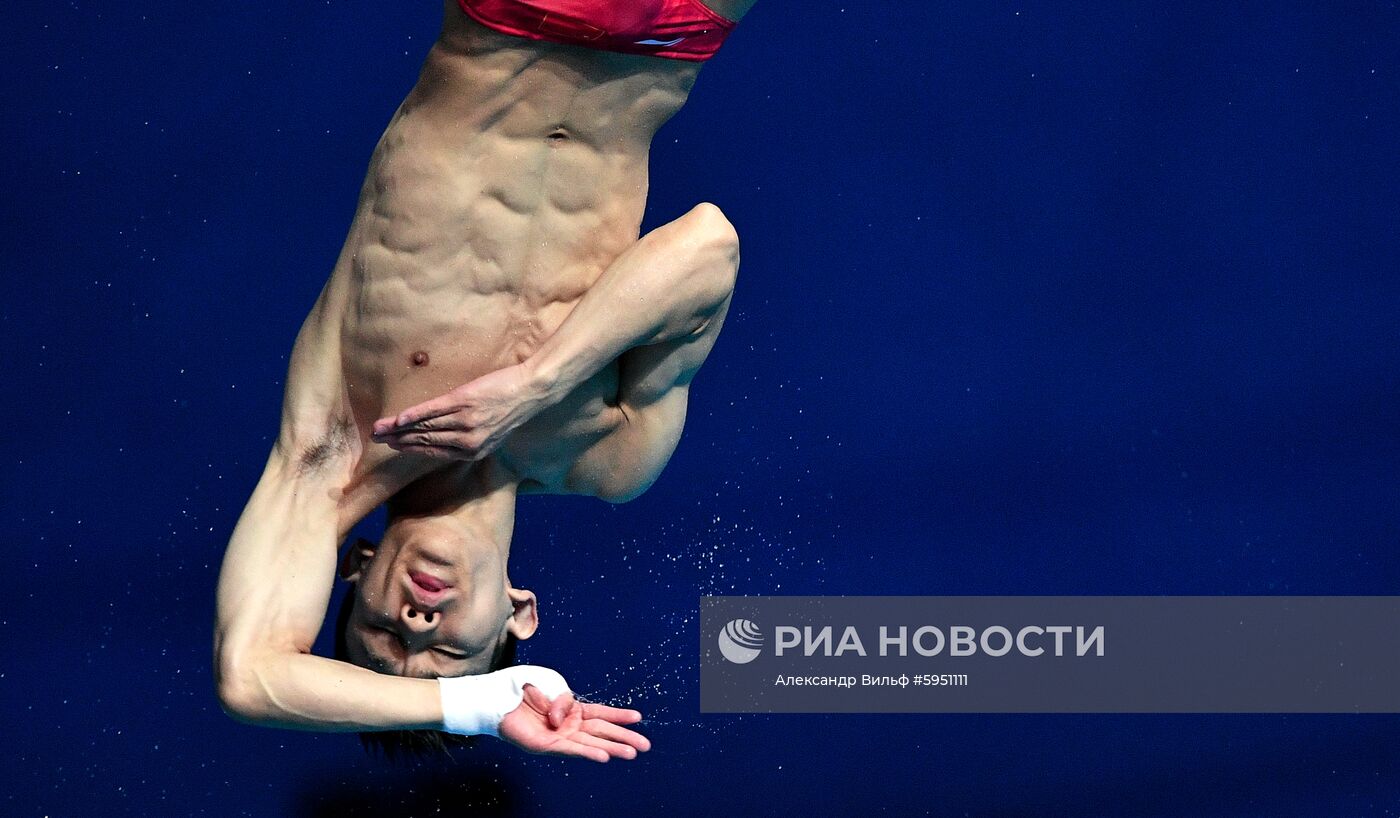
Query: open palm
498,684,651,763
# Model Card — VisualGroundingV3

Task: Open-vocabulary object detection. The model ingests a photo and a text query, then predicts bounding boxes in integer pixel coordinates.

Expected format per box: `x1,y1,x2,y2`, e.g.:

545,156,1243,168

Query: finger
549,739,610,764
384,437,491,464
572,731,639,760
521,683,553,715
548,692,576,729
390,394,466,430
377,434,487,463
382,439,457,457
392,444,464,460
582,719,651,752
371,421,463,445
580,702,643,724
373,414,441,436
375,414,477,439
375,425,439,445
379,432,465,451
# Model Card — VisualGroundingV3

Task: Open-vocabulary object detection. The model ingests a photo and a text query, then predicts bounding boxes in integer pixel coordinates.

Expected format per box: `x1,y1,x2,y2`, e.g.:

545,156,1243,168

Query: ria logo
717,618,763,664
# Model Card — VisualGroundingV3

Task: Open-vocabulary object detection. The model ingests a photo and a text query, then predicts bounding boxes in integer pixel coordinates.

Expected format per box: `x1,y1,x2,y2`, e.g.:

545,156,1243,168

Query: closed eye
364,623,465,662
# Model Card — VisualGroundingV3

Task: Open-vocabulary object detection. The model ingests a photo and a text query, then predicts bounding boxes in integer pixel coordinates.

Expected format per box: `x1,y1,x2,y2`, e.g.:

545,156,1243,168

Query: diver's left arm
372,202,739,459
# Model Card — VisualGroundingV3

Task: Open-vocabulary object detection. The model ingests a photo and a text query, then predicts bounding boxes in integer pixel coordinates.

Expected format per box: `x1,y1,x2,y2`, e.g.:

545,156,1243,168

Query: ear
505,586,539,640
337,537,377,582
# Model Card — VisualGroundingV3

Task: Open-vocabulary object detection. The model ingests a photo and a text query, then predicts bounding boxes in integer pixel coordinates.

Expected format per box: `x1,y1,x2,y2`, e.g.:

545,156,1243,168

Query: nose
399,603,440,634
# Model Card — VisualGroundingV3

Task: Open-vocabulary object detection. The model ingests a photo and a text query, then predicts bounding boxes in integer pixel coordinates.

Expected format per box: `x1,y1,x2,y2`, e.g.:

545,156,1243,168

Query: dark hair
333,585,519,759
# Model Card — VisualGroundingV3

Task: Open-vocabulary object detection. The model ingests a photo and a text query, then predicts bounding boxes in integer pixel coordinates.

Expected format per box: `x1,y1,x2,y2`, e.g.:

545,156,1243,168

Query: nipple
410,350,430,367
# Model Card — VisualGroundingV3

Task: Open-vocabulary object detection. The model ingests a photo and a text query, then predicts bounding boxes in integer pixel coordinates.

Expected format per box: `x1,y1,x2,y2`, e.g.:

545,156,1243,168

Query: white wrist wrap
438,665,571,737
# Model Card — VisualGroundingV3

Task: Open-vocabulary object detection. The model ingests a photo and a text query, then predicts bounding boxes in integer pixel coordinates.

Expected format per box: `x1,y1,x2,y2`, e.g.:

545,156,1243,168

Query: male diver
214,0,757,760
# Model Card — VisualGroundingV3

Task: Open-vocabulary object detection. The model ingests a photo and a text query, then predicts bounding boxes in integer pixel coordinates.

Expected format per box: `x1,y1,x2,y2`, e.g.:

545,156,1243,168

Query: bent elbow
217,677,262,724
215,653,270,724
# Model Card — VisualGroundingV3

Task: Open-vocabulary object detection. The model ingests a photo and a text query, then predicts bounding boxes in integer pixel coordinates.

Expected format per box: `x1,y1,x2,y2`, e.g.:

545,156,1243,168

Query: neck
388,460,520,560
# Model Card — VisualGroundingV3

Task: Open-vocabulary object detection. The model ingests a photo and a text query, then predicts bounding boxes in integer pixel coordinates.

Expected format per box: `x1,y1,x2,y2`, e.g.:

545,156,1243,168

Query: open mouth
409,570,451,594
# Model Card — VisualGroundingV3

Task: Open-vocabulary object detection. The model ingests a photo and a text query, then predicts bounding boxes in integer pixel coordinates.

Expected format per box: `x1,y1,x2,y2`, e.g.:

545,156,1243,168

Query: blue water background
5,1,1400,814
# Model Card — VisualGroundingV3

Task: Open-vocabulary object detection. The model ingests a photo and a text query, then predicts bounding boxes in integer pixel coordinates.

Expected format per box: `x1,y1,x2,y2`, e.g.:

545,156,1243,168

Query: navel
410,350,430,367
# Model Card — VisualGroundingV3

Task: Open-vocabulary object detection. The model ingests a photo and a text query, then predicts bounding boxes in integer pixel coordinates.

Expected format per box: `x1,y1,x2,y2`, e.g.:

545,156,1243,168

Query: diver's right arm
212,448,647,762
213,448,447,732
213,448,649,759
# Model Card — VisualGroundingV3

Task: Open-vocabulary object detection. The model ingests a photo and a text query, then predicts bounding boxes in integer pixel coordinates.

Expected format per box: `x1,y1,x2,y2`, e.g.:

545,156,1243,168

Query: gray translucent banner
699,596,1400,713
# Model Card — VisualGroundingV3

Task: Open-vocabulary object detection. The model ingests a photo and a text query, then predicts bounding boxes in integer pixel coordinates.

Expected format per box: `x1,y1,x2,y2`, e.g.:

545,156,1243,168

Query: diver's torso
299,13,700,513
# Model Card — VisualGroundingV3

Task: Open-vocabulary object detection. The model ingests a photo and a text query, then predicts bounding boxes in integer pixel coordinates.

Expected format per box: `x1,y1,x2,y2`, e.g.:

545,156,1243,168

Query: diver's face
342,517,513,677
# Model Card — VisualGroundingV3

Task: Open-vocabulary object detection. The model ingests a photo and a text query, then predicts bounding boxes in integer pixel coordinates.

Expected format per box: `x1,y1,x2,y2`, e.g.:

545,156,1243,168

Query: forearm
526,203,739,401
218,649,442,732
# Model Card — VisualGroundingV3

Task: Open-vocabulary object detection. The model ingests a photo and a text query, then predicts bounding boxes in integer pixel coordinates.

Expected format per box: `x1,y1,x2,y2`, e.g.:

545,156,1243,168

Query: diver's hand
372,363,554,460
498,684,650,763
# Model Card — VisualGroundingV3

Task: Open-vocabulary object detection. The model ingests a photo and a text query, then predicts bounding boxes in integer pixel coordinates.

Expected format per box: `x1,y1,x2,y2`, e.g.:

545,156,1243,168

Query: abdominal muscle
311,15,699,500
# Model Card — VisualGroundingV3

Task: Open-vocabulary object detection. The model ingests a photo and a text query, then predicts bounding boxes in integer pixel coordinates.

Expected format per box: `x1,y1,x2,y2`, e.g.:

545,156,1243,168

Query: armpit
294,414,357,475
